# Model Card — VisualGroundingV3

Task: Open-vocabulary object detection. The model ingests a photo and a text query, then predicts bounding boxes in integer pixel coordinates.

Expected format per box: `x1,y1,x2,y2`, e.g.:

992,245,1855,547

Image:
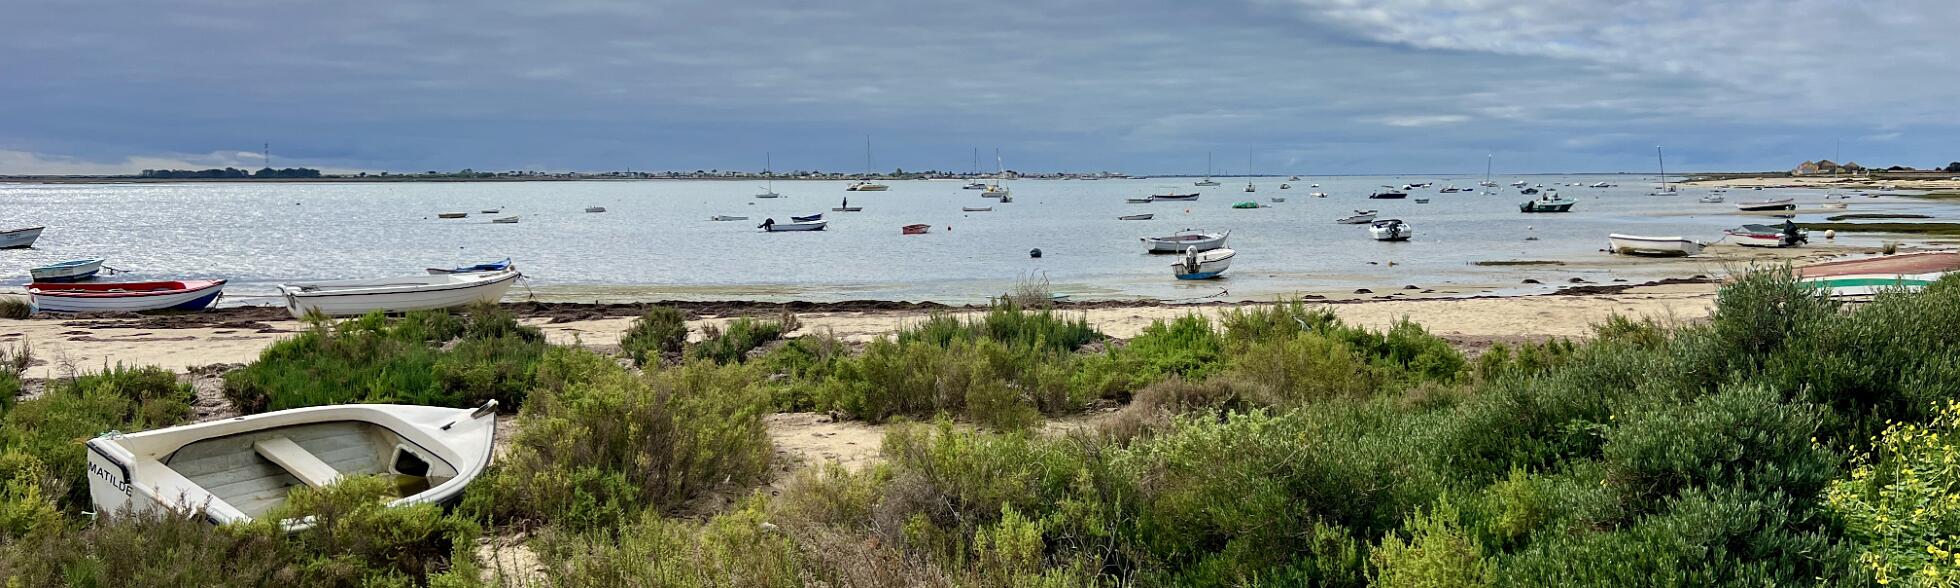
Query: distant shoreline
0,171,1850,184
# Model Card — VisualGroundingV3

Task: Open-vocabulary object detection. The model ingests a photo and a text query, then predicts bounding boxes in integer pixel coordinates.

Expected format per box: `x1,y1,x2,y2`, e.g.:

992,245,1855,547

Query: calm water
0,177,1941,305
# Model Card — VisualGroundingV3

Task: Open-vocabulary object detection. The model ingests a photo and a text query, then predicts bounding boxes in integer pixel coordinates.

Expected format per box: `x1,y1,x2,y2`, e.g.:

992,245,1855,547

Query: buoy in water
1029,248,1043,258
1824,230,1836,240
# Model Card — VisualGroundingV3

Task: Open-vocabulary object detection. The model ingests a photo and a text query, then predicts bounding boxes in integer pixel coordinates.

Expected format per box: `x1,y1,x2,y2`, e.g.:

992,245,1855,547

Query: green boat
1232,201,1260,209
1520,198,1576,213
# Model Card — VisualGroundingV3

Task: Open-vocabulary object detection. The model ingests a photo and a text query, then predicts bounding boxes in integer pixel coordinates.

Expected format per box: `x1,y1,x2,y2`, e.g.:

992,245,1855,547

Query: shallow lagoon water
0,176,1936,305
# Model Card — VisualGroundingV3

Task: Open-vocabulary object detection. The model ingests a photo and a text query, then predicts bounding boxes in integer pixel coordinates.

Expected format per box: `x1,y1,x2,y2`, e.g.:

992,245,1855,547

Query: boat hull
30,280,227,313
1149,194,1199,202
1608,234,1702,257
1142,231,1228,254
764,220,827,232
1368,223,1413,241
86,402,495,529
1520,200,1576,213
1173,248,1234,279
0,226,44,249
279,268,520,318
1797,251,1960,297
1118,214,1153,221
1736,199,1796,211
29,258,105,282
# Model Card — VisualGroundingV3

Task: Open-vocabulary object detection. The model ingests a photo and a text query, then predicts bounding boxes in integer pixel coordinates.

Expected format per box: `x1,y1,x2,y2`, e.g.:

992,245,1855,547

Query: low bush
899,301,1098,354
1118,314,1225,380
1827,399,1960,585
522,497,805,587
753,330,850,411
0,298,28,320
619,305,687,367
689,314,799,365
816,337,1065,429
464,348,773,530
223,304,546,413
1,364,193,511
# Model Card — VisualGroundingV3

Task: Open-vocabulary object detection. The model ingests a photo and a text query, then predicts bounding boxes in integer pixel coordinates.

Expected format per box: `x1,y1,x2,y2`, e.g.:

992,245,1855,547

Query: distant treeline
137,167,322,179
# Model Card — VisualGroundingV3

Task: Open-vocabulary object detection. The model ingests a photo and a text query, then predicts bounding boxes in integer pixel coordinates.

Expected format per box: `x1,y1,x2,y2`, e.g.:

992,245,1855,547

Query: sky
3,0,1957,175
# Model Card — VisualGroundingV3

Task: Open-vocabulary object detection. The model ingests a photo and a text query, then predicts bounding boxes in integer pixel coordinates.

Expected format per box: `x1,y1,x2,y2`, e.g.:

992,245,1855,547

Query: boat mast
1657,146,1667,193
1206,152,1213,181
864,136,873,178
766,152,773,193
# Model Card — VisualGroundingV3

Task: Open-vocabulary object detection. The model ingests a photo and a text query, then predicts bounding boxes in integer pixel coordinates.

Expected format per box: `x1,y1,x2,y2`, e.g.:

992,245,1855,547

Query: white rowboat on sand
1141,230,1228,254
1608,234,1703,257
277,268,520,319
87,401,496,529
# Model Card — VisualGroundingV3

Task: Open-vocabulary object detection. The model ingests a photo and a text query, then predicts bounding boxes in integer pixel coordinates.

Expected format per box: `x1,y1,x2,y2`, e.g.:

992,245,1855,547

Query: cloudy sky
4,0,1956,175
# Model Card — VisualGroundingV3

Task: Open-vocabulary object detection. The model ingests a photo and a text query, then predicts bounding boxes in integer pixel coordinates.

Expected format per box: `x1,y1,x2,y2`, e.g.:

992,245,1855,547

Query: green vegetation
688,313,799,364
1801,221,1960,236
1825,213,1933,221
0,298,28,320
617,305,687,366
22,270,1960,585
222,303,546,413
1902,190,1960,200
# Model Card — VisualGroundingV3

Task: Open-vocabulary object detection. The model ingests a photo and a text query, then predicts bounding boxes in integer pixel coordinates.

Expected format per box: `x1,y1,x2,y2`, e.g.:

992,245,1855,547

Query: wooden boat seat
253,437,341,488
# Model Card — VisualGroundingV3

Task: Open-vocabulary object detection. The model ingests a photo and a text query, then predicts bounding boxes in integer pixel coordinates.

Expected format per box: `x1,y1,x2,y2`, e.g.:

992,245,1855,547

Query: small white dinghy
1608,234,1703,257
1141,230,1228,254
87,401,497,528
1335,210,1378,224
277,267,520,318
1368,219,1413,241
0,226,44,249
29,257,106,282
1173,247,1234,280
760,219,827,232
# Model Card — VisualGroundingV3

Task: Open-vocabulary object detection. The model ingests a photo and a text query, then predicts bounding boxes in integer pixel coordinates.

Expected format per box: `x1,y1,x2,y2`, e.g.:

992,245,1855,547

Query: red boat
28,280,227,313
901,224,931,235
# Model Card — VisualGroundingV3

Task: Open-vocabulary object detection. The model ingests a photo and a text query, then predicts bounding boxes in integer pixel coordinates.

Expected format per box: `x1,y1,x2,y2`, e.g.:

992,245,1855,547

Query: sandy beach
1685,175,1960,191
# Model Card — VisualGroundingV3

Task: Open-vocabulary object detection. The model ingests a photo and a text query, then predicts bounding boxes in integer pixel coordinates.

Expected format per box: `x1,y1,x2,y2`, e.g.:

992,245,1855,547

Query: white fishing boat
1510,180,1528,188
1141,230,1228,254
29,280,227,313
761,219,827,232
1336,210,1378,224
1736,198,1795,211
1368,219,1413,241
0,226,43,249
1698,194,1725,204
277,268,520,318
29,258,106,282
710,215,749,221
1311,192,1328,198
980,149,1013,199
86,401,497,528
1172,247,1234,280
1279,183,1291,190
1589,182,1611,188
1725,222,1808,248
1798,251,1960,297
1608,234,1703,257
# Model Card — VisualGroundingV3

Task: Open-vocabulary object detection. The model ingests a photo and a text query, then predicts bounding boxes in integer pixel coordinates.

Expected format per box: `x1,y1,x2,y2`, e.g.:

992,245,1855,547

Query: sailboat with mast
1478,153,1497,190
1194,153,1221,187
847,136,890,191
963,148,986,190
1651,146,1677,196
1243,147,1257,193
756,152,783,198
982,149,1012,201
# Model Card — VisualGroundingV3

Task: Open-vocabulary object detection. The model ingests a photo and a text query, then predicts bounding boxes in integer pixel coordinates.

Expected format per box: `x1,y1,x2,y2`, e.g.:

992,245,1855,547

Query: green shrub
1370,499,1495,588
1600,385,1836,516
260,475,482,585
817,337,1063,429
1,365,193,511
1120,314,1226,380
464,348,773,530
899,301,1098,354
1827,399,1960,585
0,298,29,320
1219,300,1342,347
689,314,798,365
753,331,850,411
525,497,804,587
619,305,688,367
224,306,546,412
1224,331,1378,407
0,450,63,540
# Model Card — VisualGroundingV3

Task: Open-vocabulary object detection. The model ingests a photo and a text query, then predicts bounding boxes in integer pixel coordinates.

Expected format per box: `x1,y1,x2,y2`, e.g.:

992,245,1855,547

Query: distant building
1795,159,1861,176
1795,161,1820,175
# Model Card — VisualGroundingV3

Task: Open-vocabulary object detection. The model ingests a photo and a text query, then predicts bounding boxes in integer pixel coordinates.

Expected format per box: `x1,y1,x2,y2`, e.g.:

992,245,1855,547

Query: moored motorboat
30,258,106,282
1119,214,1153,221
1519,195,1577,213
481,209,500,214
1172,247,1234,280
962,206,993,212
1736,198,1796,211
1725,221,1807,248
86,401,497,528
1125,197,1153,203
1149,193,1200,202
1368,190,1408,199
0,226,44,249
1607,234,1703,257
761,219,827,232
710,215,749,221
1279,183,1291,190
1142,230,1229,254
963,181,987,190
1368,219,1413,241
791,213,824,223
1414,198,1430,204
584,206,607,213
277,268,520,318
847,181,890,192
1698,194,1725,204
1232,201,1260,209
30,279,227,313
1797,251,1960,297
1270,197,1285,203
491,216,519,224
1336,210,1378,224
426,258,513,275
901,223,931,235
437,212,468,219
